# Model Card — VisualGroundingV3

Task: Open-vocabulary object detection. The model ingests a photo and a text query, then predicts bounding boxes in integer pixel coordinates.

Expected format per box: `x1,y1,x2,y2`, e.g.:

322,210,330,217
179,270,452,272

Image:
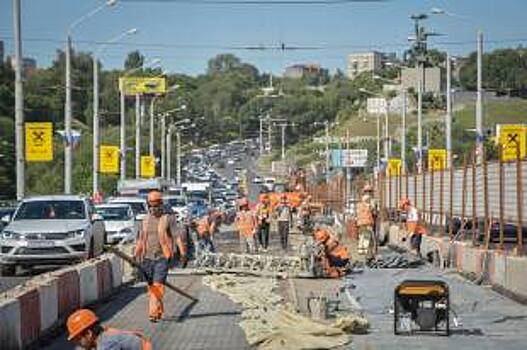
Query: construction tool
105,245,199,303
393,280,450,336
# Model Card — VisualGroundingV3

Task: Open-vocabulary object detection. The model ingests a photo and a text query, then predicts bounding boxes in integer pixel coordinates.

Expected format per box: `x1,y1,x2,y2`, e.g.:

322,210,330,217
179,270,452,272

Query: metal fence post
449,157,454,239
461,155,468,242
405,168,409,199
388,172,392,215
483,147,490,250
430,165,434,230
422,166,427,224
413,167,417,210
472,149,478,246
499,144,505,250
516,142,524,255
440,167,444,236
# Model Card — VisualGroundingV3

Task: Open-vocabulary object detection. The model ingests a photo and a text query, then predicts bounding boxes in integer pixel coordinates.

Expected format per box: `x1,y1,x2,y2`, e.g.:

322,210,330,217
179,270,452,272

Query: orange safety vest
196,217,211,237
135,214,173,260
356,201,374,227
103,327,152,350
236,211,256,237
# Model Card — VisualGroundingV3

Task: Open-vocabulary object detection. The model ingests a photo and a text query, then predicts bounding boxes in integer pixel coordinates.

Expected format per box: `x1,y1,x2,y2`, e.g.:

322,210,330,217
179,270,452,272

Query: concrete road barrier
0,253,125,349
386,222,527,302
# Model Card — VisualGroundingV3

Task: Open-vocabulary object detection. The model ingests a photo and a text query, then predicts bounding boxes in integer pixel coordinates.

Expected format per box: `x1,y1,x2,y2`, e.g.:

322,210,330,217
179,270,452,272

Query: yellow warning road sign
119,77,166,96
428,149,447,171
387,159,401,177
141,156,156,178
25,122,53,162
499,124,527,161
100,145,120,174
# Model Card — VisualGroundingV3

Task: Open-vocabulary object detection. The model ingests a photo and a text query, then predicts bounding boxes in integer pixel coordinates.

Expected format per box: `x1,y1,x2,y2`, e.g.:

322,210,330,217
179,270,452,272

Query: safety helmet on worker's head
363,184,373,193
67,309,98,340
314,229,330,243
238,197,249,209
280,194,288,202
260,194,269,203
399,197,411,209
147,190,163,207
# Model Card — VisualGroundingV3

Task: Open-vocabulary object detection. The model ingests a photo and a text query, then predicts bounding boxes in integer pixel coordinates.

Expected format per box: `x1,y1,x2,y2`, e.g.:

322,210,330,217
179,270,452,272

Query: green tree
124,50,144,71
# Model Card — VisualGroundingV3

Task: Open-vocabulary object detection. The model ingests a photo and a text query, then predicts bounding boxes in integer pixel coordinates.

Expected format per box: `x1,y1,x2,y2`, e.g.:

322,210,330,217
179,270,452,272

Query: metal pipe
417,78,423,173
176,130,182,185
461,155,468,241
92,56,99,195
499,144,505,250
401,90,406,173
471,149,477,245
166,128,172,180
149,97,155,156
449,156,454,239
259,117,263,154
64,34,72,193
13,0,24,200
446,53,452,168
376,114,381,170
281,123,286,160
161,113,166,179
476,31,484,164
483,147,490,250
439,167,444,236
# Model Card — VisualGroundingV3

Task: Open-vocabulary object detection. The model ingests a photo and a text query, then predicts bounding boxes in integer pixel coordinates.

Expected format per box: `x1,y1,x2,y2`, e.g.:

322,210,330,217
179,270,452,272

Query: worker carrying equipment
399,198,426,257
313,227,350,278
134,190,173,322
66,308,152,349
356,194,375,258
236,197,258,253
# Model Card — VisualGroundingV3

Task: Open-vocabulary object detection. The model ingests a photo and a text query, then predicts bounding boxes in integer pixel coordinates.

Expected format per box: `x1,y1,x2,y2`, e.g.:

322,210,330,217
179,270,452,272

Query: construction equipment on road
106,245,199,302
394,280,450,336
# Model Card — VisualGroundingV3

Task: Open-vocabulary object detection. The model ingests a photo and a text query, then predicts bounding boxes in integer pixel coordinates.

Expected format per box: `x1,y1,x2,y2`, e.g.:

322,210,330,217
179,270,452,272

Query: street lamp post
65,0,116,194
13,0,24,200
92,28,136,195
135,94,141,179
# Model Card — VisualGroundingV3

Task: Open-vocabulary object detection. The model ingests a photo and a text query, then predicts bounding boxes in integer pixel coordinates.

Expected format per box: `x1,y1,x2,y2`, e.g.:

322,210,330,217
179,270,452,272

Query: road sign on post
119,77,167,96
428,149,447,171
25,122,53,162
387,159,401,177
498,124,526,161
366,97,387,115
141,155,156,178
100,145,120,174
342,149,368,168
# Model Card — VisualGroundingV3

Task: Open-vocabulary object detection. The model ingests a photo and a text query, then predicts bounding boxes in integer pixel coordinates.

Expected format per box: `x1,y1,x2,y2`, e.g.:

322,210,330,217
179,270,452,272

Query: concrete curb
385,222,527,304
0,253,125,349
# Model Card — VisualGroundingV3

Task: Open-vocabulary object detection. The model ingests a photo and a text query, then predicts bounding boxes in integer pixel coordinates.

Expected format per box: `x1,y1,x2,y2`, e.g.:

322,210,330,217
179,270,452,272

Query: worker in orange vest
313,227,350,278
399,198,426,256
255,194,272,251
356,194,375,257
134,190,173,322
235,197,258,253
66,308,151,350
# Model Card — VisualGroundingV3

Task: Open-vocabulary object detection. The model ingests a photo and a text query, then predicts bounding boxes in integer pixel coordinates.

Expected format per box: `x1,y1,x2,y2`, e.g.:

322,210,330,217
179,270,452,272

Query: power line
121,0,387,4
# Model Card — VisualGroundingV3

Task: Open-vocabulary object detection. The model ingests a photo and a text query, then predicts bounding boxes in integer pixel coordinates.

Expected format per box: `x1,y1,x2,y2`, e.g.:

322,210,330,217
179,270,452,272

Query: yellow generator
394,280,450,336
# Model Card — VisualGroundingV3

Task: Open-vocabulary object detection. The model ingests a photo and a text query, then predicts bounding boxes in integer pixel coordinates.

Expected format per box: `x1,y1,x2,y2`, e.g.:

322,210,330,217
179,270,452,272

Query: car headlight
119,228,133,235
1,230,19,240
69,229,86,238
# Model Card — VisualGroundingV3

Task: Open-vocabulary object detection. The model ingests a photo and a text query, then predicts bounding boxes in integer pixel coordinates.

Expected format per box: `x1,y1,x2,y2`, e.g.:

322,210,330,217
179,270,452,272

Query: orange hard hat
280,194,288,201
399,197,411,209
260,194,269,202
314,229,330,243
238,197,249,208
363,184,373,193
67,309,98,340
147,191,163,206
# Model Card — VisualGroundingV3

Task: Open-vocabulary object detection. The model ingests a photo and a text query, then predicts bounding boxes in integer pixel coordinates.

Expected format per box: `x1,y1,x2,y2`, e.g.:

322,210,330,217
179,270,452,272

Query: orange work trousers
147,282,165,320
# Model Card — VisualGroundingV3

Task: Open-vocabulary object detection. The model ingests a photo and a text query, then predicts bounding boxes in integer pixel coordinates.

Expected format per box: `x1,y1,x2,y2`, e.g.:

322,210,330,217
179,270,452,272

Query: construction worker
356,194,375,257
313,226,350,278
194,209,217,254
134,190,173,323
255,194,272,251
66,308,151,349
235,198,258,253
274,194,293,251
400,198,425,256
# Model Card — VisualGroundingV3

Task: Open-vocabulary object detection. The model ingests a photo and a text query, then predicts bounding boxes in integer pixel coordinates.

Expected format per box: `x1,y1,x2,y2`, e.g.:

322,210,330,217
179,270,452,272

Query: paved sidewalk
41,275,250,350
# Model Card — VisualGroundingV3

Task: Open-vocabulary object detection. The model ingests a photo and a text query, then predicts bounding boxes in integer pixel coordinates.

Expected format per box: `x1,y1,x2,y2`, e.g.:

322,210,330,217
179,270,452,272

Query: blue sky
1,0,526,76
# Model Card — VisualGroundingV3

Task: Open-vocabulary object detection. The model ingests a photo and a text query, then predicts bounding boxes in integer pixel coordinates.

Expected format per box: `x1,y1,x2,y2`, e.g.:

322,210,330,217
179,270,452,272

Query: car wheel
88,238,95,259
0,264,16,276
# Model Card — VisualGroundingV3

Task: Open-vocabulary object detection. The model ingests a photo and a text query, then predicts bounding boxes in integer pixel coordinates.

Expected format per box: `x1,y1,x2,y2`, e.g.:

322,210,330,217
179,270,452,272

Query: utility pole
64,34,73,193
149,97,155,156
119,90,126,181
92,56,99,194
161,113,166,179
325,121,330,173
476,30,484,164
417,80,423,172
259,116,264,154
176,130,181,185
267,115,272,152
135,94,140,179
384,102,390,159
280,123,286,160
401,89,407,173
13,0,24,200
166,127,172,180
446,53,452,168
376,114,381,170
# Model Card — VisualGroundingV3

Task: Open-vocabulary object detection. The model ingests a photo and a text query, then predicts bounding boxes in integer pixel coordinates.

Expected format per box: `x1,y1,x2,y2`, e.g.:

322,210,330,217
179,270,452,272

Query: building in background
7,55,37,75
401,67,444,94
347,51,397,80
284,63,329,85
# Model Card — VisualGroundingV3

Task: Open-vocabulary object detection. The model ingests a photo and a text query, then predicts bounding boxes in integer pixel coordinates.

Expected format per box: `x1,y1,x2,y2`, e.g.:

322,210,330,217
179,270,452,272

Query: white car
263,177,276,191
252,176,263,184
95,204,137,244
163,195,188,221
108,197,148,221
0,195,106,275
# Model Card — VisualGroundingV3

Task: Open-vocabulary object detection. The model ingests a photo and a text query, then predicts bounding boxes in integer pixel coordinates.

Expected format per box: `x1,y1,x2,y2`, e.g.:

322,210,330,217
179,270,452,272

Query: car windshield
15,200,86,220
123,202,147,215
96,207,131,221
166,198,186,207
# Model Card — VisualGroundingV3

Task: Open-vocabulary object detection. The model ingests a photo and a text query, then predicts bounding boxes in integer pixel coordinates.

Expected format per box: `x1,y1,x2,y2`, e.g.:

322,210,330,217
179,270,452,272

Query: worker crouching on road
134,190,173,323
67,308,152,350
235,198,258,253
194,209,220,254
356,194,375,258
399,198,426,257
313,227,350,278
275,194,293,251
255,194,272,252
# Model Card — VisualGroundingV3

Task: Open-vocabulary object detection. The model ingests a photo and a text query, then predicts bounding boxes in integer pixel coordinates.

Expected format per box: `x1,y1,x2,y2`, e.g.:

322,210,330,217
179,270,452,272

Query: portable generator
394,280,450,336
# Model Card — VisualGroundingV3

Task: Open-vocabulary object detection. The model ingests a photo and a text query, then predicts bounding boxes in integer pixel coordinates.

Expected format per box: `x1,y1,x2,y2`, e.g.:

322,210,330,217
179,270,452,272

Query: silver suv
0,195,106,276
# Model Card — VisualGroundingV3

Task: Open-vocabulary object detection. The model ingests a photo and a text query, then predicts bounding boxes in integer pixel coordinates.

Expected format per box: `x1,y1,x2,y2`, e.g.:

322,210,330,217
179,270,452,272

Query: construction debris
203,274,369,350
366,252,424,269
